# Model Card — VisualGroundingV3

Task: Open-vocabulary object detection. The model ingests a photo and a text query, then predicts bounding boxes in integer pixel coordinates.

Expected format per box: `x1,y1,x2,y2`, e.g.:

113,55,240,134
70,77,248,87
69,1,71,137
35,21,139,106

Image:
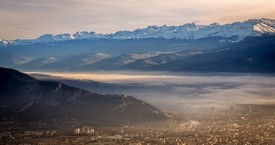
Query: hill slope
0,67,167,125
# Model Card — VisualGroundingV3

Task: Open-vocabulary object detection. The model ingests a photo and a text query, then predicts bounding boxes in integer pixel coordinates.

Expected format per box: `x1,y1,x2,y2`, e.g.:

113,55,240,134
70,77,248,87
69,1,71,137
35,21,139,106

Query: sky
0,0,275,40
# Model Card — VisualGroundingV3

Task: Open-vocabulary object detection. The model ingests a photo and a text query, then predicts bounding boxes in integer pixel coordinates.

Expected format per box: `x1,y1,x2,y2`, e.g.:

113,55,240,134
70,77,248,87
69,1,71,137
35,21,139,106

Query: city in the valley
1,104,275,145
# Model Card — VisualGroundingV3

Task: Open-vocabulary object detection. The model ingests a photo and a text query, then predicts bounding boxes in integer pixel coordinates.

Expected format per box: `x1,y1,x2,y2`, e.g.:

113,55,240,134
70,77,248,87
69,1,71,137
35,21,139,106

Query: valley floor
1,104,275,144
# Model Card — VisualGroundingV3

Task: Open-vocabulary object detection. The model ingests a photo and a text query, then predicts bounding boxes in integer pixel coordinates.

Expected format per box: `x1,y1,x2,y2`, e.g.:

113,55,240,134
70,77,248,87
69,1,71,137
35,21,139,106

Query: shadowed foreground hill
0,67,167,125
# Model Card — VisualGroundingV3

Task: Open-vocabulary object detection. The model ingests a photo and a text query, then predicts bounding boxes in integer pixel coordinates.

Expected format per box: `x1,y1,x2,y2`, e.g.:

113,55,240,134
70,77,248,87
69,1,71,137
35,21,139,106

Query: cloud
30,72,275,114
36,72,275,107
165,81,275,108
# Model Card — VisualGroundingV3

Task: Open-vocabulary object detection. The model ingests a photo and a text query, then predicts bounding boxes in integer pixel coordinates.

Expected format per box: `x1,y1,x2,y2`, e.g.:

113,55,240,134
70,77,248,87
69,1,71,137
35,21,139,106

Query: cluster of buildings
74,126,95,134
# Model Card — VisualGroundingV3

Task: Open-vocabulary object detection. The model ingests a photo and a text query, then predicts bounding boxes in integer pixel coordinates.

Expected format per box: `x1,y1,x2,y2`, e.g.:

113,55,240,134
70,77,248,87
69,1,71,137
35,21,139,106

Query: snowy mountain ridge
0,38,10,46
2,18,275,46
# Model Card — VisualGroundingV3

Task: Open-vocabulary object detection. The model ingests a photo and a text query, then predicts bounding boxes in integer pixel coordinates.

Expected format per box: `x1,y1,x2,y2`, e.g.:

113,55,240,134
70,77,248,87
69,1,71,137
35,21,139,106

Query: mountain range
88,36,275,73
0,67,168,125
0,18,275,73
1,18,274,46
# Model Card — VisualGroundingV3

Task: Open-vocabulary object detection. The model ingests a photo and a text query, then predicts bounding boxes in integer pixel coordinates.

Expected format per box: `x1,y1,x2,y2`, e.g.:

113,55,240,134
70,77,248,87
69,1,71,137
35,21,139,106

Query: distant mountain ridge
0,53,33,67
1,18,275,46
69,36,274,73
15,53,110,71
0,36,274,73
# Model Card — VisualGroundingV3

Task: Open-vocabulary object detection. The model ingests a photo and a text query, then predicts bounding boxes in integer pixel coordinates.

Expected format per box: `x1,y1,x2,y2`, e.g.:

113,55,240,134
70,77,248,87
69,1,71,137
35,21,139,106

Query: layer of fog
29,71,275,113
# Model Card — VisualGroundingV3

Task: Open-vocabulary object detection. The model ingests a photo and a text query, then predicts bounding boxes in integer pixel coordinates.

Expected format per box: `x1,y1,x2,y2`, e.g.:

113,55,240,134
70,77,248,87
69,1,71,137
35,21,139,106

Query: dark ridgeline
0,67,167,125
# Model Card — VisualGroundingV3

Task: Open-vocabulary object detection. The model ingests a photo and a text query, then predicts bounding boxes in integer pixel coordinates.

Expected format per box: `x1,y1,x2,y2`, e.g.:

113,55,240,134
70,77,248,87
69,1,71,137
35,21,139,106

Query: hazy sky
1,0,275,39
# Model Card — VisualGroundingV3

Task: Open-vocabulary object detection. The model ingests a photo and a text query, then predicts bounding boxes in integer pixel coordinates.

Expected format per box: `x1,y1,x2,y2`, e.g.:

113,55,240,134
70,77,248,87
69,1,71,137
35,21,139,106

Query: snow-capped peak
32,31,99,43
35,34,56,43
209,22,220,27
72,31,98,39
55,33,74,40
253,22,275,33
1,18,275,46
110,18,275,40
34,33,74,43
0,38,10,46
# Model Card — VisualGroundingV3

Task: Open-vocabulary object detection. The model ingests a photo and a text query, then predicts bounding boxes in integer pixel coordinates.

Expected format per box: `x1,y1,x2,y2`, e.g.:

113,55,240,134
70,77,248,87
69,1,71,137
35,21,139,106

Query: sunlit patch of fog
26,71,275,84
27,71,275,112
